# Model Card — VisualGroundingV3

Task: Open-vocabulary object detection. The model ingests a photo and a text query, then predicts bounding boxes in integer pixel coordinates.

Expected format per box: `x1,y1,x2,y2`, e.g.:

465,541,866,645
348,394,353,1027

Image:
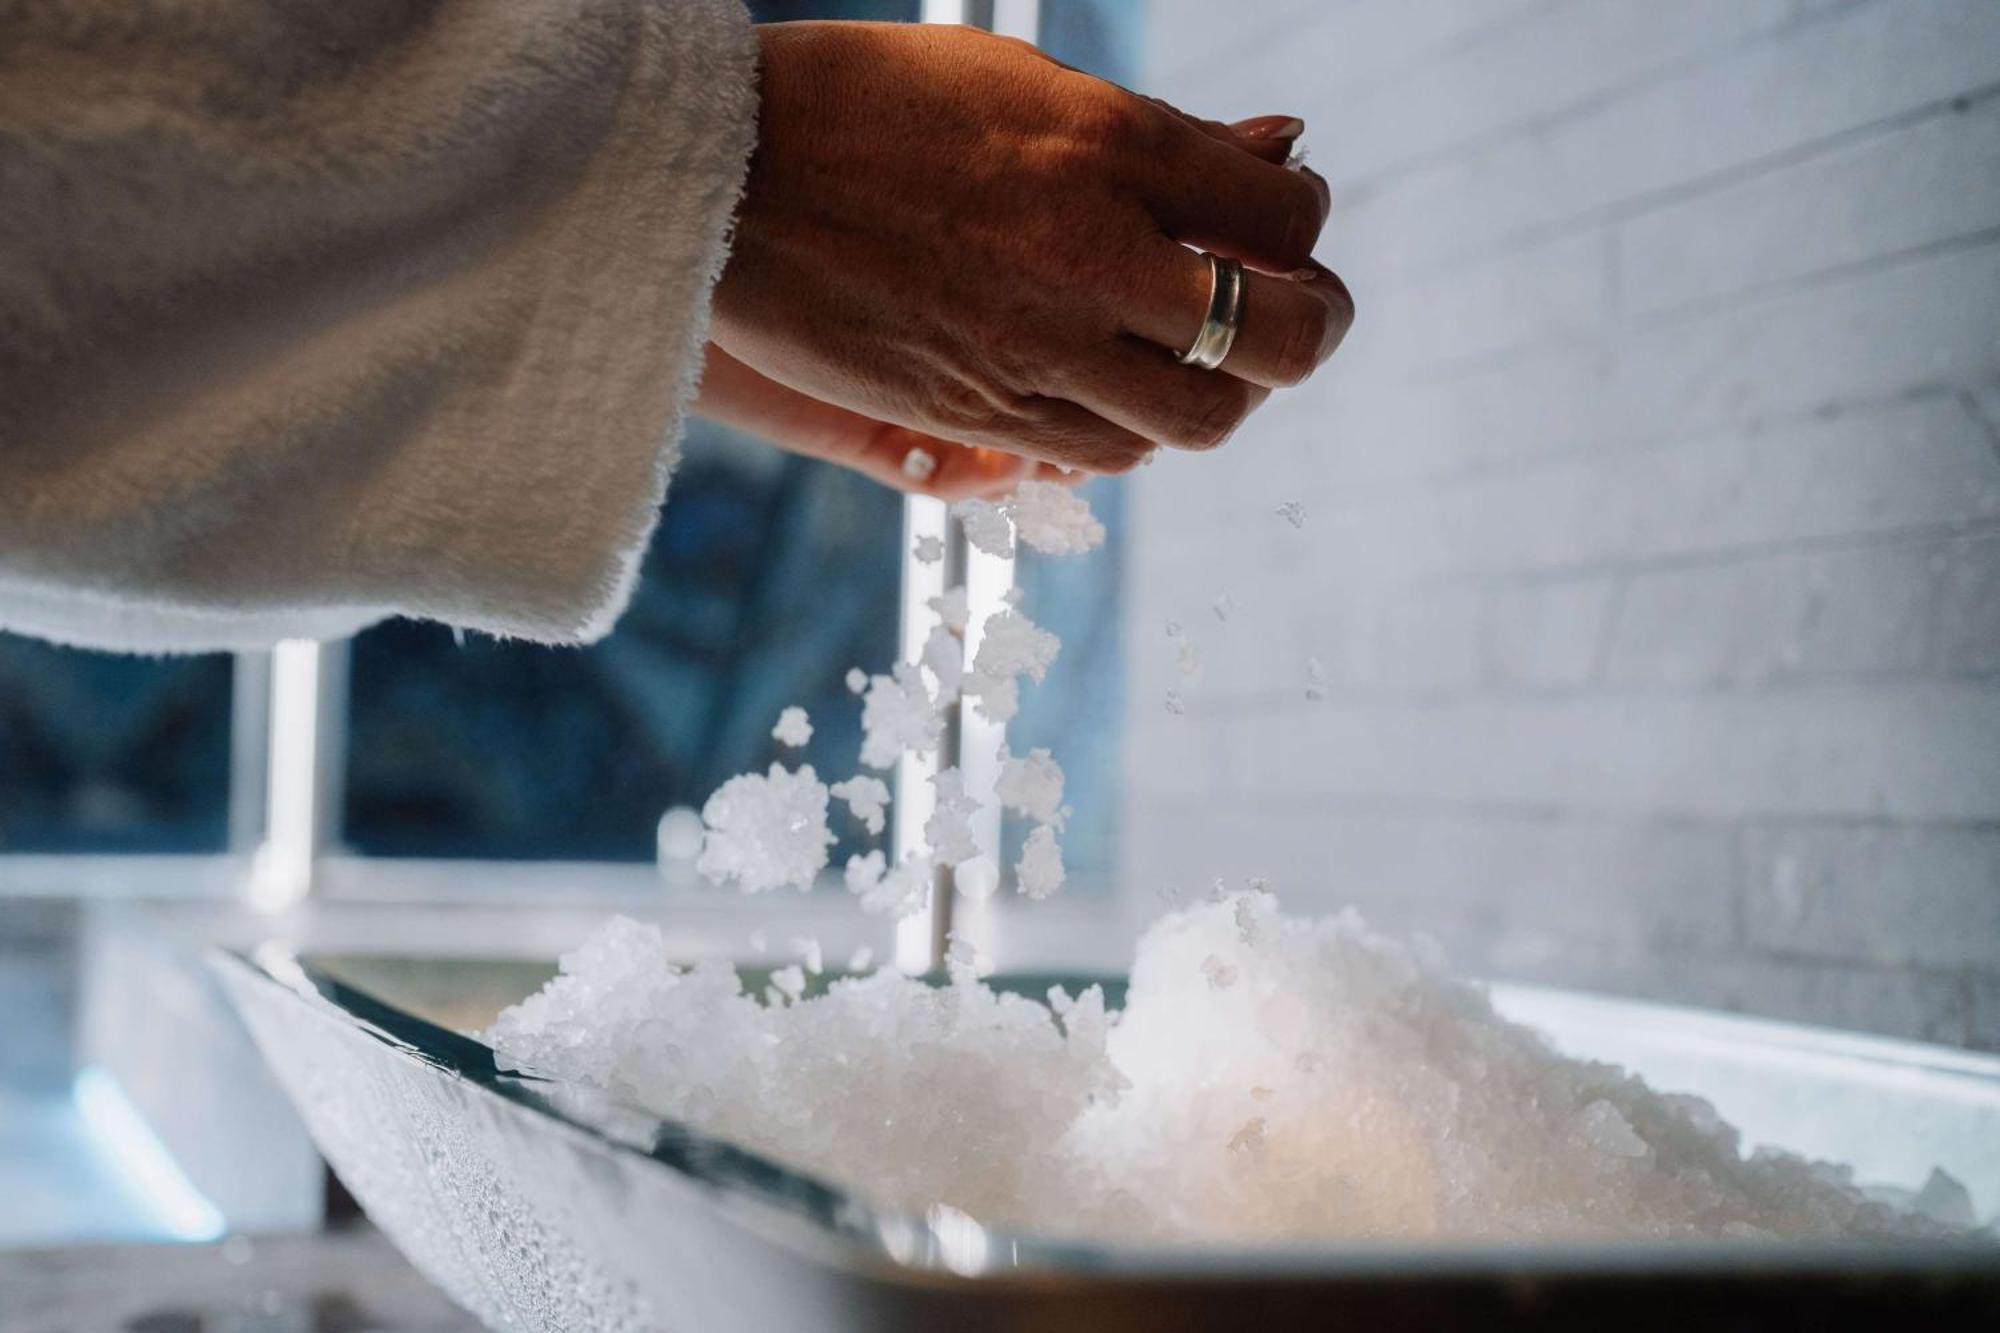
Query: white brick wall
1125,0,2000,1049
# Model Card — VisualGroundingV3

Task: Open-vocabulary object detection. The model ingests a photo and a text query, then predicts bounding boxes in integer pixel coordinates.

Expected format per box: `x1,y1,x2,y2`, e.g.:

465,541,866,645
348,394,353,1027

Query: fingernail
1230,115,1304,141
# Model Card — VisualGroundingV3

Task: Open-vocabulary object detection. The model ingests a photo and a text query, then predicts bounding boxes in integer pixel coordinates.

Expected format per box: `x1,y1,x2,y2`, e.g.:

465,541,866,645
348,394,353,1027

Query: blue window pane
342,432,903,861
0,638,233,853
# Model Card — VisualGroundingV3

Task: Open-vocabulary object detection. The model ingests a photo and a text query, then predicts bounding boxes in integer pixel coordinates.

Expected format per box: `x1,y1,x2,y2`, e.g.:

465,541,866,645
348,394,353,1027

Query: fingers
1055,336,1270,451
1140,112,1330,275
1123,243,1354,389
1138,96,1303,166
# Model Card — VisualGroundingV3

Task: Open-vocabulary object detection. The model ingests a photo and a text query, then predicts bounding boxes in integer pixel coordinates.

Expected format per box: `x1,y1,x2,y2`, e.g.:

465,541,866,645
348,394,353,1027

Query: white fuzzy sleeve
0,0,759,652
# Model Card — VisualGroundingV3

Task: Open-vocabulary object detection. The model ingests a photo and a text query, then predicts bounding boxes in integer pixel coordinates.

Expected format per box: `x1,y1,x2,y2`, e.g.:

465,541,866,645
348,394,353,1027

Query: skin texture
697,21,1354,494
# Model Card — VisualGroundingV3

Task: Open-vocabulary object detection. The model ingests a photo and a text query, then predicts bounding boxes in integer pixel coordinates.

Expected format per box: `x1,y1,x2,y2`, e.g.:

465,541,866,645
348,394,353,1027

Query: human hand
693,343,1071,500
711,22,1353,479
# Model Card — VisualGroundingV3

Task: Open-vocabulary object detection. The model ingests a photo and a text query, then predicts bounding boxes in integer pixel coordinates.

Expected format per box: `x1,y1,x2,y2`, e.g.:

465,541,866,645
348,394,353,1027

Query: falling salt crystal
1227,1117,1267,1155
913,533,945,564
830,774,891,836
995,746,1065,827
791,938,824,975
1016,823,1065,900
1005,480,1105,555
1200,955,1237,989
952,498,1016,557
697,763,835,894
1176,637,1201,679
844,667,868,695
1304,655,1328,702
1275,500,1305,529
1165,619,1183,639
963,671,1020,724
859,663,942,770
846,944,875,973
924,767,982,867
955,855,1000,902
970,609,1060,685
1212,592,1234,621
927,586,970,634
771,964,806,1002
1164,689,1186,715
771,706,813,748
902,447,938,482
921,624,964,703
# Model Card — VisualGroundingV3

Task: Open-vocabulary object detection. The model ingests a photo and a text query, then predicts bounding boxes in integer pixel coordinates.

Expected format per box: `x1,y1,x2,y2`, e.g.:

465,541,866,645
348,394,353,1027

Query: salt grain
970,609,1060,685
859,663,941,770
995,746,1066,827
913,534,945,564
1016,824,1065,900
830,775,891,837
1177,637,1201,679
771,706,813,748
1007,480,1106,555
902,448,938,482
1275,500,1305,529
844,667,868,695
696,764,835,894
952,499,1016,557
924,767,981,867
927,586,970,634
920,624,964,703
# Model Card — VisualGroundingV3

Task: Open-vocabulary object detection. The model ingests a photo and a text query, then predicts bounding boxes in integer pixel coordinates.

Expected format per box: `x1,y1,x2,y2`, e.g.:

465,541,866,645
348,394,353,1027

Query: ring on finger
1178,254,1245,371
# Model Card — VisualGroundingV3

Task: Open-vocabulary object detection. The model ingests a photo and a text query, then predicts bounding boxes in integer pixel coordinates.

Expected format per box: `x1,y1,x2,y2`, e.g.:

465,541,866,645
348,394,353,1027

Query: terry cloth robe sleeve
0,0,759,652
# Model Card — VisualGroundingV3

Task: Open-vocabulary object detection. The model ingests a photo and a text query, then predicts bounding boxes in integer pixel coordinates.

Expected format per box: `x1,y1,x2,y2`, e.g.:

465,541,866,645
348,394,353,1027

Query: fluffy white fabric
0,0,759,651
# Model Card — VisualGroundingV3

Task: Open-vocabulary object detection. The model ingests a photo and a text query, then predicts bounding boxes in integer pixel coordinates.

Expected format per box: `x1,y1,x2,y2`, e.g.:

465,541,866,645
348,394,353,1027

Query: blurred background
1126,0,2000,1048
1,0,1995,1274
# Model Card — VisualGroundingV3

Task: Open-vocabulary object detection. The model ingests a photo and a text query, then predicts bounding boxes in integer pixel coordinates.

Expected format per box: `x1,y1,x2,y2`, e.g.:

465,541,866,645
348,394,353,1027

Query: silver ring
1178,254,1244,370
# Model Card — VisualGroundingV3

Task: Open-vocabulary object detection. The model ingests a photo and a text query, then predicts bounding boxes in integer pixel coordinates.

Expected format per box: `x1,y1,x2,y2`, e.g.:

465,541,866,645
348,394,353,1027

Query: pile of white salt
487,894,1978,1246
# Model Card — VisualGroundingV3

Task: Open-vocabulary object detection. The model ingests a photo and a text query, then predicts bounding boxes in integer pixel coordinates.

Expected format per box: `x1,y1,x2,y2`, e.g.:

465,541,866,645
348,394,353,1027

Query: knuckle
1079,92,1156,161
1275,304,1330,386
1180,380,1251,450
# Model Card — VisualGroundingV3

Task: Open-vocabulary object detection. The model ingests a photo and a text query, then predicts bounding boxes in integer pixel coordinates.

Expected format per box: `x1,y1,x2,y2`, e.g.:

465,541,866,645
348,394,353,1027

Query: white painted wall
1123,0,2000,1048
